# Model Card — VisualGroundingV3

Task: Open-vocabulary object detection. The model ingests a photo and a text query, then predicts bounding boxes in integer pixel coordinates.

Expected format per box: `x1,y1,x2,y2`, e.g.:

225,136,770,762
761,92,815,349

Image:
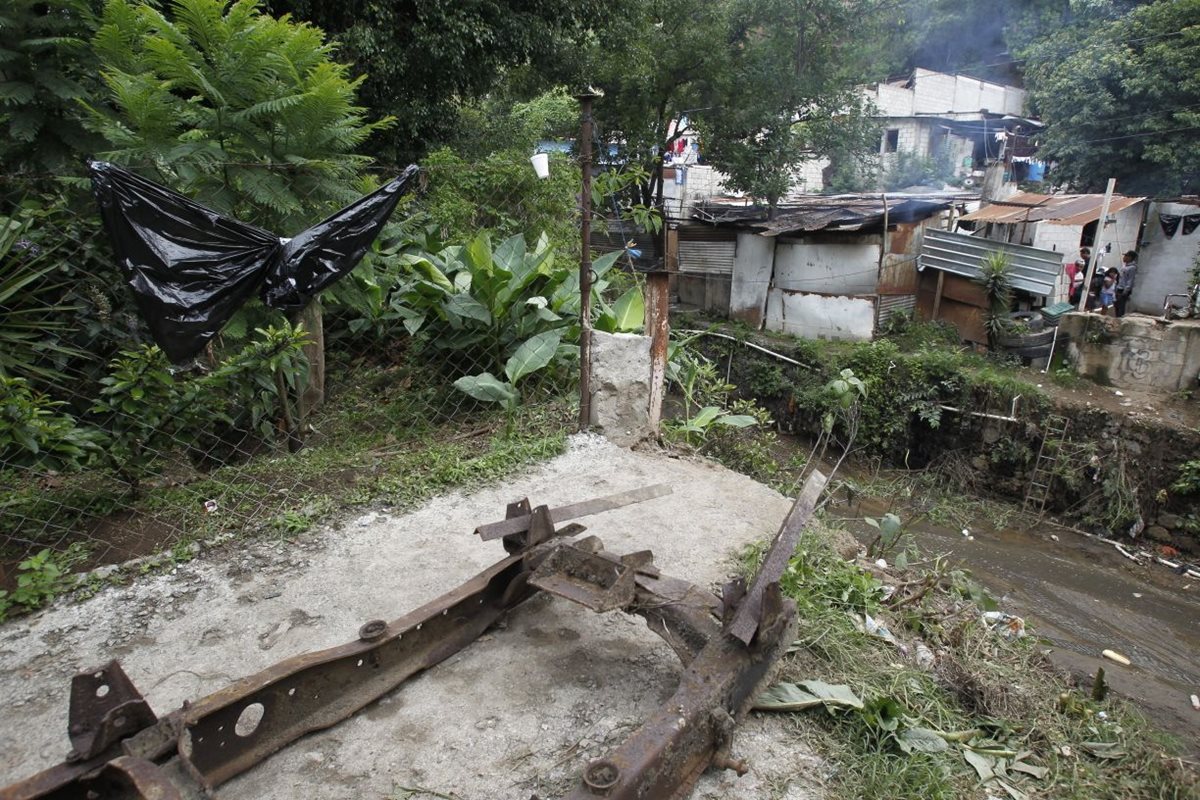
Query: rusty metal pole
646,148,670,435
577,92,598,431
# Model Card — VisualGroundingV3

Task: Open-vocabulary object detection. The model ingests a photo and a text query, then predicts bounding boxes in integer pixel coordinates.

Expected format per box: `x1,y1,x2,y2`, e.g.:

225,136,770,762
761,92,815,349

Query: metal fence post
577,92,598,431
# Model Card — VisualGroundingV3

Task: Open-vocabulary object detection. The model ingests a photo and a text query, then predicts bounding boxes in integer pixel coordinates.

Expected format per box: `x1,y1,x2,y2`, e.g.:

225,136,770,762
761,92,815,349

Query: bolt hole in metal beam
95,684,110,698
235,703,265,737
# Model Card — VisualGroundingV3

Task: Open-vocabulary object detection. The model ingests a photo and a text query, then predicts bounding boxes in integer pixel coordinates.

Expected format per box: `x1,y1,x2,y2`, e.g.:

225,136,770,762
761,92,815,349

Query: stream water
835,502,1200,752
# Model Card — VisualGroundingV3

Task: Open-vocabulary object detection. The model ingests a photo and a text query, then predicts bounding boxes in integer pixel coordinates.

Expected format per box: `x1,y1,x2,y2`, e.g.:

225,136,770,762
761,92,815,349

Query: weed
751,522,1197,800
0,543,88,620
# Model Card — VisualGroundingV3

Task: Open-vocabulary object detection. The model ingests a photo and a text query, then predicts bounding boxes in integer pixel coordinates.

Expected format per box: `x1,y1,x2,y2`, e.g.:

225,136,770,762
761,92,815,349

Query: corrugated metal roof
958,192,1145,226
919,229,1062,297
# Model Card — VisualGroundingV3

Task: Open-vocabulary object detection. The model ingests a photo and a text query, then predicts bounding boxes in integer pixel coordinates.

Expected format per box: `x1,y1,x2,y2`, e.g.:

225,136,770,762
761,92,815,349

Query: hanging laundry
1182,214,1200,236
1159,213,1181,237
89,161,417,362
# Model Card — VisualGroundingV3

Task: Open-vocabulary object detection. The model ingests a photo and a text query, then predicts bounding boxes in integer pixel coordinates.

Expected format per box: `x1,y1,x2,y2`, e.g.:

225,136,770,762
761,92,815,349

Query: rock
1158,513,1181,530
1146,526,1173,544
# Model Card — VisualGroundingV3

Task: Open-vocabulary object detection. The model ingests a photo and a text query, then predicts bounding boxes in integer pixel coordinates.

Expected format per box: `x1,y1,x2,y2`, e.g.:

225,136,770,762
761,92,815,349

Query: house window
883,129,899,154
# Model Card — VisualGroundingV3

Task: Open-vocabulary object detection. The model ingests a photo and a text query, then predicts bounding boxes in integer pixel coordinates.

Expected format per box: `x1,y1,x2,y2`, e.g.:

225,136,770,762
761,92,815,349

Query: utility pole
1076,178,1117,313
577,91,598,431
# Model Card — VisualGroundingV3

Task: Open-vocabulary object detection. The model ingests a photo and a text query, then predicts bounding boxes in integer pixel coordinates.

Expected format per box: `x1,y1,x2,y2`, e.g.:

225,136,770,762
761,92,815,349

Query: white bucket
530,152,550,180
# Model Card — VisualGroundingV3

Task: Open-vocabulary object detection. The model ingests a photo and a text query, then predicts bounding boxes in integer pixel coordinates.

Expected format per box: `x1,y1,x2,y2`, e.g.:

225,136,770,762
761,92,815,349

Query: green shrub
0,376,99,471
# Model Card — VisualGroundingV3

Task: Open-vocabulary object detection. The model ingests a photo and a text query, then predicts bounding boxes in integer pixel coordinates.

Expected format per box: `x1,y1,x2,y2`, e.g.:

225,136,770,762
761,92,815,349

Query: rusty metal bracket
1,472,827,800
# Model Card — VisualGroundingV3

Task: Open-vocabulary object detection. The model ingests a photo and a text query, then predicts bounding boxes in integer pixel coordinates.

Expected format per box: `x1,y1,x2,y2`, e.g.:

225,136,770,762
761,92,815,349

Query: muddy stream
834,502,1200,751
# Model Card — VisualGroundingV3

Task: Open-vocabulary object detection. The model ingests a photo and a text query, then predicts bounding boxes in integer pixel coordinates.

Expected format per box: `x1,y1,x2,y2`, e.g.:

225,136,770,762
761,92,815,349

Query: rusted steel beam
725,470,827,645
2,480,821,800
475,484,672,540
565,582,797,800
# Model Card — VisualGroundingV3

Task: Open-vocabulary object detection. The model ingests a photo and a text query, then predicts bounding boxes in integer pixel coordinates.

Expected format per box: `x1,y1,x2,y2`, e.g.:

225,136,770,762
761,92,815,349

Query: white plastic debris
203,499,218,513
982,611,1027,639
1050,534,1060,542
1102,649,1131,666
874,558,888,569
1132,592,1143,599
1191,694,1199,711
863,613,897,645
1114,390,1125,396
961,528,970,537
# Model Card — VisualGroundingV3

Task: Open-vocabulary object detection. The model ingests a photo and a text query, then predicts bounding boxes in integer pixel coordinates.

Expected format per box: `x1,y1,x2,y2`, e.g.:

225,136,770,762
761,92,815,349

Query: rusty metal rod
577,91,598,431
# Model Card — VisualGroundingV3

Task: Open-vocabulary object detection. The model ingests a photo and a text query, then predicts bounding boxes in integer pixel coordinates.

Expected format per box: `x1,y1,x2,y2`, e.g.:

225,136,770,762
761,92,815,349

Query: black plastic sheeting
89,160,418,362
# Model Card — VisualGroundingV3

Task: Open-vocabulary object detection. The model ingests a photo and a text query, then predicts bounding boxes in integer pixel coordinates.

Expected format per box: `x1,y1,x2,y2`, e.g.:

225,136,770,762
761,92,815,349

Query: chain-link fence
1,153,594,591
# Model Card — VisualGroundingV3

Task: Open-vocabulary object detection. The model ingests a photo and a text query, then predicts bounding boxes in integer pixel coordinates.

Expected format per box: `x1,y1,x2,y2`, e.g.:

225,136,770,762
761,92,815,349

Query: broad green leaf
690,406,722,429
466,233,493,274
1080,741,1127,760
592,249,622,277
453,373,518,408
611,285,645,331
963,748,998,782
755,680,864,712
446,293,492,324
1010,760,1048,780
505,330,563,384
897,727,949,754
401,255,454,293
715,414,757,428
492,233,525,277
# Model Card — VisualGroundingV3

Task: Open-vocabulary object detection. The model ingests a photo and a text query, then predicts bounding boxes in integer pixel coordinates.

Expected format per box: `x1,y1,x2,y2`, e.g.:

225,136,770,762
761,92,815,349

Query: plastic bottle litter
1102,649,1131,666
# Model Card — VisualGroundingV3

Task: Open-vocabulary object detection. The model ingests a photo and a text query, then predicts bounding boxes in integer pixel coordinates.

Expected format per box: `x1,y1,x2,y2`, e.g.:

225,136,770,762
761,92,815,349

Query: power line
1062,123,1200,146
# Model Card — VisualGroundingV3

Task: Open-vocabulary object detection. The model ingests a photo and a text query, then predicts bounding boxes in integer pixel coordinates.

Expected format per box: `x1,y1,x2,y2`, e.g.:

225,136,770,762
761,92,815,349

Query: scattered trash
203,499,218,513
1113,390,1125,396
1049,534,1059,542
1101,649,1131,666
967,535,975,541
1132,592,1142,598
863,613,897,645
1191,694,1199,711
915,643,935,669
874,558,888,569
982,611,1026,639
1096,710,1108,721
961,528,970,537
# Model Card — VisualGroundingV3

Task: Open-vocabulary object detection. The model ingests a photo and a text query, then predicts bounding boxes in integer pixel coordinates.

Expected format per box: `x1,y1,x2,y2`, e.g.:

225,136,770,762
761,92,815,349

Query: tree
85,0,395,417
1023,0,1200,194
0,0,104,174
581,0,890,218
262,0,622,162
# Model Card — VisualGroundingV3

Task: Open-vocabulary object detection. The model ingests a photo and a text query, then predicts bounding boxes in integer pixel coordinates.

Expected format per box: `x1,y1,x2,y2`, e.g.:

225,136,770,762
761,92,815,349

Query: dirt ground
0,434,825,800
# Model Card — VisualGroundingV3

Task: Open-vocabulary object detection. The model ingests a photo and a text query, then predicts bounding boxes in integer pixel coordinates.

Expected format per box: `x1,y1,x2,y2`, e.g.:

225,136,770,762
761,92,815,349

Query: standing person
1116,250,1138,317
1069,246,1091,305
1100,268,1119,314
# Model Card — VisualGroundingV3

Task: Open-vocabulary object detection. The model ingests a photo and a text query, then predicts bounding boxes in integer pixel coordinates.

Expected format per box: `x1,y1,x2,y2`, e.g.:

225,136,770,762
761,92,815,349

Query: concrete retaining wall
589,331,653,446
1059,312,1200,392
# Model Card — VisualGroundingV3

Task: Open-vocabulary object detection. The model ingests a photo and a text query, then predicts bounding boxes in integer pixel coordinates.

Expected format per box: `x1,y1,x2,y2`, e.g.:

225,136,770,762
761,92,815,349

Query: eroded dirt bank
0,435,824,800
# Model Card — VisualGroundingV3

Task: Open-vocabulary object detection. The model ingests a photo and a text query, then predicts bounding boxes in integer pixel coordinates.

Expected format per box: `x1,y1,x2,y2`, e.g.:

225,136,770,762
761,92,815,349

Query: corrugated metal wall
920,229,1061,296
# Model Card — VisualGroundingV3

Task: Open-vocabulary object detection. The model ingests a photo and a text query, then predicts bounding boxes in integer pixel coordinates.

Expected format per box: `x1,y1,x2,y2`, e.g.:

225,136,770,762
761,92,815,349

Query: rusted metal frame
1,549,549,800
725,470,827,645
2,476,823,800
565,583,798,799
477,484,673,541
176,552,541,789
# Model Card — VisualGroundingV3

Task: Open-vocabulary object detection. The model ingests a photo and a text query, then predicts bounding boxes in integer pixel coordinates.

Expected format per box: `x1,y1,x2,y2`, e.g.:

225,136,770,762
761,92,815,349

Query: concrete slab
0,434,824,800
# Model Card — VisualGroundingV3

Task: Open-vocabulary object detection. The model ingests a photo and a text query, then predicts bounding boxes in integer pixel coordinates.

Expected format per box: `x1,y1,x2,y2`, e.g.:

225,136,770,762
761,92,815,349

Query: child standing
1099,269,1118,313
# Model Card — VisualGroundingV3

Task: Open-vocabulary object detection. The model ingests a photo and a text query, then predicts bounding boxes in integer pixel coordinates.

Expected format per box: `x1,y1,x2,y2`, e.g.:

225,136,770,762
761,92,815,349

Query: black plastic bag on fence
89,161,418,362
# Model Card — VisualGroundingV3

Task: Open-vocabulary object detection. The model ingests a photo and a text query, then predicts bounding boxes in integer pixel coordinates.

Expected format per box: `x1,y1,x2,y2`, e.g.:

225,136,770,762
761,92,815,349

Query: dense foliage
262,0,620,161
1023,0,1200,194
